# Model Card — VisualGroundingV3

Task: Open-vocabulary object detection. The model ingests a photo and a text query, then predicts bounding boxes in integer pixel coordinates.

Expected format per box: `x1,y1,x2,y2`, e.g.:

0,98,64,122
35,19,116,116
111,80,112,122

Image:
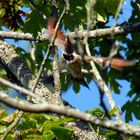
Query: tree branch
113,0,125,27
51,3,65,105
32,6,66,93
0,92,140,138
0,22,139,41
0,77,43,102
1,111,23,140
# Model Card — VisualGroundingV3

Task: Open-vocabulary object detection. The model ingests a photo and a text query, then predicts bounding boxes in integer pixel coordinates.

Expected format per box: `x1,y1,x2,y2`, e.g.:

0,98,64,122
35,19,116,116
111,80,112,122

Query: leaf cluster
0,110,75,140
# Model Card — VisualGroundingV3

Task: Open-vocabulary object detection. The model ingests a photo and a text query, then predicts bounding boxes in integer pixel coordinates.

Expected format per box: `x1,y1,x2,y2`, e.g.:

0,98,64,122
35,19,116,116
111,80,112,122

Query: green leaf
28,113,60,122
0,69,8,90
86,108,104,118
96,12,107,23
42,131,55,140
52,126,74,140
108,72,122,94
5,134,15,140
0,125,6,134
18,117,37,130
104,0,120,14
95,0,120,23
0,69,7,78
43,117,75,132
64,0,86,30
24,10,46,37
102,130,121,140
0,109,8,119
110,79,121,94
0,8,5,18
73,82,80,93
109,106,118,117
0,114,14,124
122,101,133,122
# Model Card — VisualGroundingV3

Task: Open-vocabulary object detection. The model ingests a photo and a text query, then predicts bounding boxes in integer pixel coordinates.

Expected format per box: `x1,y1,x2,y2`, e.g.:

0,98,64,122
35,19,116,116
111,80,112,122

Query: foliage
0,110,75,139
87,108,137,140
0,0,140,139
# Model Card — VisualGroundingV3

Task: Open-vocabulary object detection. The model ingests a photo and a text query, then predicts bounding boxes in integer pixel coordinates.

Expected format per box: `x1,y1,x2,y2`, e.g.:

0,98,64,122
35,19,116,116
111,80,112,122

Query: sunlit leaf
43,117,75,132
0,8,5,18
86,108,104,118
0,125,6,134
96,12,107,23
109,106,118,117
0,114,14,124
42,131,55,140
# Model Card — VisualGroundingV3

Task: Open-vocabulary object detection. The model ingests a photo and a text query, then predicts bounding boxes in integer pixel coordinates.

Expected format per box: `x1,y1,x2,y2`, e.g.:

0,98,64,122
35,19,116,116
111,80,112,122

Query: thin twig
113,0,125,27
84,0,111,120
84,0,124,123
1,111,23,140
31,7,66,92
104,0,125,123
99,45,120,119
111,0,126,139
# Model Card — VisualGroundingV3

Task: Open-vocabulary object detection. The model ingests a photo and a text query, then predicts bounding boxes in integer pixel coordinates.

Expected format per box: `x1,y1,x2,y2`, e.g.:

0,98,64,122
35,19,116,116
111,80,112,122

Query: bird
47,15,89,88
47,15,137,89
